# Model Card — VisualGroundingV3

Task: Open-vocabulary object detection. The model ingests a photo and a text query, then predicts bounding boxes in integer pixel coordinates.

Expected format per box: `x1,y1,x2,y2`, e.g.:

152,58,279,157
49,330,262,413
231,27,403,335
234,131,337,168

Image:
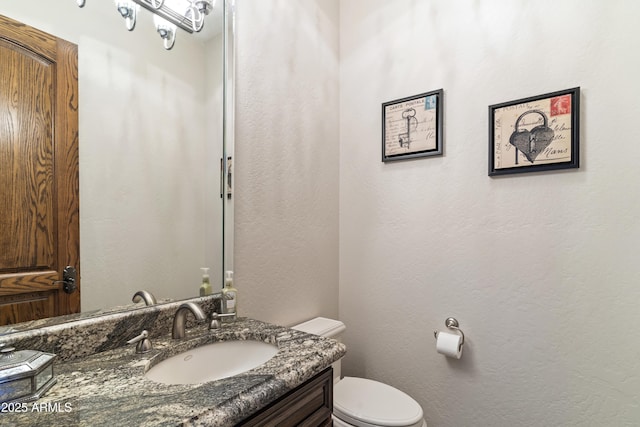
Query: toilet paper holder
433,317,465,346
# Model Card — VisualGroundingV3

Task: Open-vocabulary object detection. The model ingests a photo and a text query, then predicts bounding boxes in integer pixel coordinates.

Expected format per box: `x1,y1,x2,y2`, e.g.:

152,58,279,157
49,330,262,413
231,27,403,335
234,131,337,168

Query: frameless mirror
0,0,234,329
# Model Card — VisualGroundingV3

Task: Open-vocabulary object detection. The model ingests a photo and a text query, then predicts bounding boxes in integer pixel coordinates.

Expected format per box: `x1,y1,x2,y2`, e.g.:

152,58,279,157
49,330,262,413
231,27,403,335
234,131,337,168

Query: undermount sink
145,340,279,385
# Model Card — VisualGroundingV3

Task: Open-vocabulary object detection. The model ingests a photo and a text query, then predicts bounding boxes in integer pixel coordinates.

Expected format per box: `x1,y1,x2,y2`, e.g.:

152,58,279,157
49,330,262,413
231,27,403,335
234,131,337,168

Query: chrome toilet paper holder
433,317,465,346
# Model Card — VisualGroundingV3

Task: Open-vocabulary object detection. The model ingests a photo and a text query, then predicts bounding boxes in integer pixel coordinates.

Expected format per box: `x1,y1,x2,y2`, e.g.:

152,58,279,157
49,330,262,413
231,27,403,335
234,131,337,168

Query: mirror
0,0,234,324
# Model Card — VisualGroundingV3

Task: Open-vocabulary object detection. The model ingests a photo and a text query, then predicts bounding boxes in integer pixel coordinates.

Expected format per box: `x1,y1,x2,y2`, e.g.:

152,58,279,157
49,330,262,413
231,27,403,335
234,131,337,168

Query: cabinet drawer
239,368,333,427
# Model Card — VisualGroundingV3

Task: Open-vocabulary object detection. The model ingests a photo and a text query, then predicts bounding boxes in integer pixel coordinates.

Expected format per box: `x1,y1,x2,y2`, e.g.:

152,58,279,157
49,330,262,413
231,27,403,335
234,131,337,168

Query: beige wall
234,0,341,325
339,0,640,426
237,0,640,425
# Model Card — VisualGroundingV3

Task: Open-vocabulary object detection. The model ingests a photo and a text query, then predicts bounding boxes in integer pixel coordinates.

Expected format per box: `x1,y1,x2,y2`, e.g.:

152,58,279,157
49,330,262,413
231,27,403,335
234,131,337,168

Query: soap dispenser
221,270,238,315
199,268,212,296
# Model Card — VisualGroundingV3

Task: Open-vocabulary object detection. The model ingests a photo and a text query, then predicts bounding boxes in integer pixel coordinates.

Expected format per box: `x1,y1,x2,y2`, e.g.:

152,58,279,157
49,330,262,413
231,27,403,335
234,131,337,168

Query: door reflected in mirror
0,0,232,327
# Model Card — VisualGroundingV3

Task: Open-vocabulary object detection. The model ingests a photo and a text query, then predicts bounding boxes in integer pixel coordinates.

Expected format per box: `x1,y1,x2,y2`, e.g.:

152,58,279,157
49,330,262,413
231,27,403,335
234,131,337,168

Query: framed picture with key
382,89,444,162
488,87,580,176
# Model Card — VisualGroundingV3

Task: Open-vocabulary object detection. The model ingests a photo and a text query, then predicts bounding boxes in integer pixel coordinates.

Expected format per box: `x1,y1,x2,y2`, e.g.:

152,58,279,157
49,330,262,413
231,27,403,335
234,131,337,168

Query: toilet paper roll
436,331,463,359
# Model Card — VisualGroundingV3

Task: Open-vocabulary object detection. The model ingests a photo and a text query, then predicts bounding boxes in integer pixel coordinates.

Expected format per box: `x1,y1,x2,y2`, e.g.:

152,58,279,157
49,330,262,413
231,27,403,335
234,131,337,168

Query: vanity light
77,0,216,50
114,0,138,31
186,0,214,32
149,0,165,9
153,14,177,50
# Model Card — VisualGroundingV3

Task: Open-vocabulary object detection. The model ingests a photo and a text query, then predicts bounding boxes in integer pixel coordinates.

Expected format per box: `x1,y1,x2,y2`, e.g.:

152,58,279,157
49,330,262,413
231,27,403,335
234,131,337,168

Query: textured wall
339,0,640,426
234,0,340,325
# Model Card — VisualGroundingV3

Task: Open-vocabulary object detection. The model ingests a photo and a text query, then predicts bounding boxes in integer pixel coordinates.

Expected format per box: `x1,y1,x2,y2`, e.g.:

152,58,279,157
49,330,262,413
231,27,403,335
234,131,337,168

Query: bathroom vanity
0,298,345,426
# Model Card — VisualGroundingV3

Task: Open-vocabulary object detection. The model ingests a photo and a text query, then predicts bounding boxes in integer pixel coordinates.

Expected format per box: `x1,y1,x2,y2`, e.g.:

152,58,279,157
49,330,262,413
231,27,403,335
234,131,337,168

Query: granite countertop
1,318,346,426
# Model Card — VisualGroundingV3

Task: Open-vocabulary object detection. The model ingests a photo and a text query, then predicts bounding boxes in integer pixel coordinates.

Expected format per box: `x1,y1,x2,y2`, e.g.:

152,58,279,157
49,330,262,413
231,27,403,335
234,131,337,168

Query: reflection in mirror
109,0,218,50
0,0,232,327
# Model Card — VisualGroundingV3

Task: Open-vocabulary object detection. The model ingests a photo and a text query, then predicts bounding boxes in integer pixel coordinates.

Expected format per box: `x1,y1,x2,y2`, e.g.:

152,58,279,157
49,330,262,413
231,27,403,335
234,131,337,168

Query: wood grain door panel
0,14,80,325
0,40,55,270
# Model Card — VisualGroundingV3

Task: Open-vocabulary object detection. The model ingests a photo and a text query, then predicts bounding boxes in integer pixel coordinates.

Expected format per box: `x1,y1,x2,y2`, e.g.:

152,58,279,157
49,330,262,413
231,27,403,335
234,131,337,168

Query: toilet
292,317,427,427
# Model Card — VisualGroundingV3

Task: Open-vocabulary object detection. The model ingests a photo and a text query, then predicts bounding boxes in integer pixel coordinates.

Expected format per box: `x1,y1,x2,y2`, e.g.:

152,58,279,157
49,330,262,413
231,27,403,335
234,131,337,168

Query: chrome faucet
172,302,206,339
132,290,157,306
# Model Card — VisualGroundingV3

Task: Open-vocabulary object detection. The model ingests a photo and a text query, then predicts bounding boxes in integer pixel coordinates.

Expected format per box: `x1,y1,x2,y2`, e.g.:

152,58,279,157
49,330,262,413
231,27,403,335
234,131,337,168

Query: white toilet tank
292,317,427,427
292,317,346,383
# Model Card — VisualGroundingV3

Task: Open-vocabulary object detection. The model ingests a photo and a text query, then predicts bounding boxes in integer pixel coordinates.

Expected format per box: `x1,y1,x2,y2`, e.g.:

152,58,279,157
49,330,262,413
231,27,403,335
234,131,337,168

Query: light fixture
114,0,138,31
186,0,213,32
153,14,177,50
77,0,216,50
149,0,165,9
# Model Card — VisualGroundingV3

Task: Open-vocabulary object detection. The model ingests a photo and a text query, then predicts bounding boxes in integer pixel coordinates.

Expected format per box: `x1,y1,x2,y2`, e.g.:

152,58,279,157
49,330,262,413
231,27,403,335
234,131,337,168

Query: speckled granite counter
1,318,346,426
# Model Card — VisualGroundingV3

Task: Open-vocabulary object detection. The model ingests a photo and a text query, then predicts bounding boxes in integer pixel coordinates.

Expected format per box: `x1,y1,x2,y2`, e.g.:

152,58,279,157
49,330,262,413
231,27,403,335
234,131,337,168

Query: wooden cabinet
239,368,333,426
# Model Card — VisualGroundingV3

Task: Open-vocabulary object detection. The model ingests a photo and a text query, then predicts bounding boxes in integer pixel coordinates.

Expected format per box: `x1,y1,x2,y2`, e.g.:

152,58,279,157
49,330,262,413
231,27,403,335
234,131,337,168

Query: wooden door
0,15,80,325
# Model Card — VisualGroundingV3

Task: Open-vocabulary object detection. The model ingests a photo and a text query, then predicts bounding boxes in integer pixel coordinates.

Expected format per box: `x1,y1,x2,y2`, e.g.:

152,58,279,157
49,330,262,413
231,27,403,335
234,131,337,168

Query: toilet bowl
292,317,427,427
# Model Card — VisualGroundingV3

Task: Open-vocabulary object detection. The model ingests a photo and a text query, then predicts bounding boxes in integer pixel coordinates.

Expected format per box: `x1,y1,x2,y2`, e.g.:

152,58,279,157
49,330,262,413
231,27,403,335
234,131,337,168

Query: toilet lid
334,377,424,427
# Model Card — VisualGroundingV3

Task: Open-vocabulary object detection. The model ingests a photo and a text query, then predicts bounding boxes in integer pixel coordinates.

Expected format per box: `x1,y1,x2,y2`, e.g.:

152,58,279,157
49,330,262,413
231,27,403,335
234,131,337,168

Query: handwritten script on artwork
384,94,438,157
494,95,573,170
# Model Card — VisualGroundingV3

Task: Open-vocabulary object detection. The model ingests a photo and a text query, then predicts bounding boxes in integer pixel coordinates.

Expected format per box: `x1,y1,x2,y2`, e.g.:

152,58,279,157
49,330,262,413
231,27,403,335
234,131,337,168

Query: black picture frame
488,87,580,176
382,89,444,162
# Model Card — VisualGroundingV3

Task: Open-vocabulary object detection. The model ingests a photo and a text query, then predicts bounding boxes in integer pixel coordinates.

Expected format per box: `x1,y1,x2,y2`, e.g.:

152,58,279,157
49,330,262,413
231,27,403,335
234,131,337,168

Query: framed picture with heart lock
488,87,580,176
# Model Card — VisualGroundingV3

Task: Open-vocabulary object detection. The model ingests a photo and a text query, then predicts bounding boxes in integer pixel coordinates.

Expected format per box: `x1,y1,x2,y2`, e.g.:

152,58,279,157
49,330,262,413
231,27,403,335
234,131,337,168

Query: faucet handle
127,330,152,354
209,311,237,330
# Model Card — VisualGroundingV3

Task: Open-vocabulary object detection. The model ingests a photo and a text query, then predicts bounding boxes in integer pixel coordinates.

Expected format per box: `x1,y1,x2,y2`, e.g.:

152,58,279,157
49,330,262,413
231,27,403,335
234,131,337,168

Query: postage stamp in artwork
550,94,571,116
